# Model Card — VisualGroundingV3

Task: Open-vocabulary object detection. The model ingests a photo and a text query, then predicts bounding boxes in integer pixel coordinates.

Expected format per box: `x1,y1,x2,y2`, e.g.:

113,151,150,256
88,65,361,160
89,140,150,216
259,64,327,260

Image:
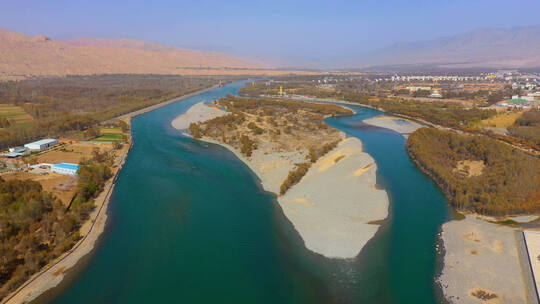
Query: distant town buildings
392,75,485,82
388,71,540,85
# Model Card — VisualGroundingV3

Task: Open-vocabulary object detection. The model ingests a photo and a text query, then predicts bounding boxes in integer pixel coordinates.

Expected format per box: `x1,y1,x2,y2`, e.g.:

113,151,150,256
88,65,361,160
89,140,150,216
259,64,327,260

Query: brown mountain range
0,28,269,79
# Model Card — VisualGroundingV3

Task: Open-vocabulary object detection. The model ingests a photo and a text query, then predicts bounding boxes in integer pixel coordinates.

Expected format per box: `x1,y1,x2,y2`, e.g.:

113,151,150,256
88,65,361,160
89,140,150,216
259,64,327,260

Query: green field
93,133,125,142
0,104,34,127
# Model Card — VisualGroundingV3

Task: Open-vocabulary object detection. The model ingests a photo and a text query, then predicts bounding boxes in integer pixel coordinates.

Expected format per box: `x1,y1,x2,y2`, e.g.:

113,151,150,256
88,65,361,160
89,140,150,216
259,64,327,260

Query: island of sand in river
172,97,389,259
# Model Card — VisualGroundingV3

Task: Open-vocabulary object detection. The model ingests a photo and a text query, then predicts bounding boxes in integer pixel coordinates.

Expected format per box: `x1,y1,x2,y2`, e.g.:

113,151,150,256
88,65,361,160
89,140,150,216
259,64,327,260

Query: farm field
0,104,34,127
93,132,126,142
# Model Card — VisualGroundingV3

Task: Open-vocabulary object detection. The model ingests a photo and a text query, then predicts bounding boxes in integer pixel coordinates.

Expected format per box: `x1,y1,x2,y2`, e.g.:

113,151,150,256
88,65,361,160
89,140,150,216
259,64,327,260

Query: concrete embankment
172,102,389,259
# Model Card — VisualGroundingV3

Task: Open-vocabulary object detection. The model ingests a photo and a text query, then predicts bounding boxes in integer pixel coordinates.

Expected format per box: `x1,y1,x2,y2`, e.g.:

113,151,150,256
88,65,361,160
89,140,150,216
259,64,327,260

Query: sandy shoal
362,115,424,138
171,101,227,130
172,103,389,259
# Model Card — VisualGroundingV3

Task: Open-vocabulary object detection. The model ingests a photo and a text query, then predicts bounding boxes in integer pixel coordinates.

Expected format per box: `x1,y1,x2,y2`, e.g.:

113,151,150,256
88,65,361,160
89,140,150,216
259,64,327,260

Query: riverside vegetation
242,80,540,215
406,128,540,215
0,75,228,149
0,149,114,300
240,79,540,152
507,109,540,148
189,95,351,194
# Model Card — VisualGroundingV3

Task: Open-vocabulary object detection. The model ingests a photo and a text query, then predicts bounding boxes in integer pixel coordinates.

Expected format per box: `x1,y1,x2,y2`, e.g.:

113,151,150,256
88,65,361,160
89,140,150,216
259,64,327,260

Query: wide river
41,80,451,304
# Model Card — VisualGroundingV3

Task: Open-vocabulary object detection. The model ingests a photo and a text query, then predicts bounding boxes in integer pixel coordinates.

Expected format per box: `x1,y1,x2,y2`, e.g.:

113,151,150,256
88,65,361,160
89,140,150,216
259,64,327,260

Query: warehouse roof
26,138,58,146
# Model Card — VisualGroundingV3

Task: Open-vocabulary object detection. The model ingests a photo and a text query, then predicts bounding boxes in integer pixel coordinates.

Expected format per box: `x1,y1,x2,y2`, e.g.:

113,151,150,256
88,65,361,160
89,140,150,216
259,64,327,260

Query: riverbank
1,86,222,304
438,215,530,304
172,102,389,259
2,139,131,304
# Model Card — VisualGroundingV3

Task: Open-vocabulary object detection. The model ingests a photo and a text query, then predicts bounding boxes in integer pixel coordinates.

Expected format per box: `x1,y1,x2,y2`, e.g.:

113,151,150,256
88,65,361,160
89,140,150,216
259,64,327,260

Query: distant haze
2,0,540,69
341,26,540,70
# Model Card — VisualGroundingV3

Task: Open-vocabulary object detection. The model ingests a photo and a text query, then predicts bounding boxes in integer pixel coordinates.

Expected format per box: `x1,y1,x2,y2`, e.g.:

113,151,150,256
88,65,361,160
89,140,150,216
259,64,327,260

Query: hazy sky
2,0,540,66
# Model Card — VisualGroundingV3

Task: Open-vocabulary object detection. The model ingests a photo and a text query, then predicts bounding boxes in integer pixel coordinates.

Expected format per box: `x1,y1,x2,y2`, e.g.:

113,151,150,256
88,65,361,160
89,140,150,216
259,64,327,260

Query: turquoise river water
40,80,451,304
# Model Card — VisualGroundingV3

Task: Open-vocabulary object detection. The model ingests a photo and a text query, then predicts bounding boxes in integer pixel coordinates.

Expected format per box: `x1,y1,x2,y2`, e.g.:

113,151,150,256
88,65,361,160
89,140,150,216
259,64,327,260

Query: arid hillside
0,28,265,79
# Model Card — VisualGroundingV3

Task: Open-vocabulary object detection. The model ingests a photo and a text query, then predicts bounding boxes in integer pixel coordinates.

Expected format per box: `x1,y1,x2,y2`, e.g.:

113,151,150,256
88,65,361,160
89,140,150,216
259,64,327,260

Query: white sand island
363,115,424,138
172,102,389,259
278,137,388,258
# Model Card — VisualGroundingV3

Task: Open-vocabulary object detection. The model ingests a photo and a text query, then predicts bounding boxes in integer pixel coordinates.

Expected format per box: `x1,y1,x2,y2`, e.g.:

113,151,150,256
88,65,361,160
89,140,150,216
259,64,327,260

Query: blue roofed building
51,163,79,176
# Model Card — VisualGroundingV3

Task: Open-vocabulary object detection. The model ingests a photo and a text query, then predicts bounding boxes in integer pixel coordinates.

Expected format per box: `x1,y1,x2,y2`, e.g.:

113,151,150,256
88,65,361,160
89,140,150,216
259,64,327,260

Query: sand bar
172,102,389,259
363,115,424,138
278,137,388,258
171,101,227,130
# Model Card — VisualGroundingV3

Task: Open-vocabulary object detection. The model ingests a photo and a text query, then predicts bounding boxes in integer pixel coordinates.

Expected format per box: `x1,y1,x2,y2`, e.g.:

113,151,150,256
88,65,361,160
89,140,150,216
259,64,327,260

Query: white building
8,147,26,153
406,86,431,92
24,138,58,150
51,163,79,176
429,90,442,98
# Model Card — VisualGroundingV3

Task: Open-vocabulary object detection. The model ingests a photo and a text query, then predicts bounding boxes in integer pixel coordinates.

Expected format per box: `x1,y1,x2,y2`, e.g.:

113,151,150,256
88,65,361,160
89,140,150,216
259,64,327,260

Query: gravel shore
438,215,528,303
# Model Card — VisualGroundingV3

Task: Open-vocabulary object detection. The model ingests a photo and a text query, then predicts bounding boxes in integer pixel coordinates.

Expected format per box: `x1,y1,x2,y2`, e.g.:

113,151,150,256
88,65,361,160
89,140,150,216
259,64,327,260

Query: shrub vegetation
0,148,114,300
406,128,540,215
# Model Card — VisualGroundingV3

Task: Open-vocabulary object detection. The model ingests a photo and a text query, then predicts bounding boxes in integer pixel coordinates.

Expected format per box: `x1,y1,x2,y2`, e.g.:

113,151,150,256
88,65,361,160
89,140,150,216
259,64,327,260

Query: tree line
0,75,229,149
0,148,114,300
406,128,540,215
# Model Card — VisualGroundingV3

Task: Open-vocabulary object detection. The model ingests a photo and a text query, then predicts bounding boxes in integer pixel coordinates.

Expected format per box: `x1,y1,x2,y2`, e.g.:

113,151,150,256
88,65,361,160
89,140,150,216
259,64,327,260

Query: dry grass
478,111,523,128
2,171,76,205
470,288,499,302
53,266,66,276
454,160,485,177
29,142,113,164
99,127,123,134
2,140,127,206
